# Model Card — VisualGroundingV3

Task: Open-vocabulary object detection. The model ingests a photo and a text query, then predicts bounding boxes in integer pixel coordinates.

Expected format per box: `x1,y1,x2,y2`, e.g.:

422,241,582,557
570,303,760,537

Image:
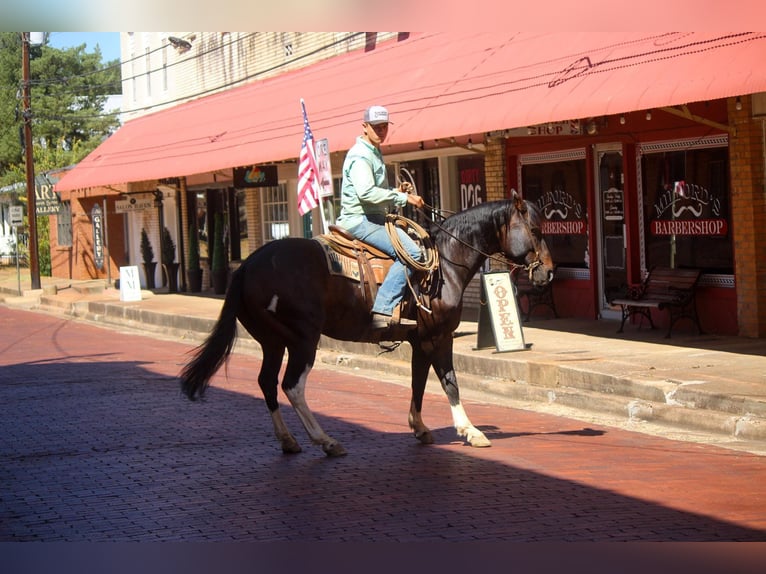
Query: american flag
297,99,321,216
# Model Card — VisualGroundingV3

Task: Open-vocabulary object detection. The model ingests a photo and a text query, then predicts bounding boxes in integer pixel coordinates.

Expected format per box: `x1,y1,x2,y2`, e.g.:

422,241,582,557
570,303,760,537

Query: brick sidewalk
2,307,765,542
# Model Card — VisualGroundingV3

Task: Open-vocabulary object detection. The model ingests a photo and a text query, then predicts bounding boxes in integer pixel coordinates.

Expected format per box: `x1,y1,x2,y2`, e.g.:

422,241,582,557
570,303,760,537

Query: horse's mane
430,200,512,249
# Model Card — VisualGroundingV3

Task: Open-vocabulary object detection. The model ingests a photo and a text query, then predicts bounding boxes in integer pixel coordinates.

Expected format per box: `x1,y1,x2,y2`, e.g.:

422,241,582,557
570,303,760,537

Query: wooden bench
511,268,557,322
609,266,702,338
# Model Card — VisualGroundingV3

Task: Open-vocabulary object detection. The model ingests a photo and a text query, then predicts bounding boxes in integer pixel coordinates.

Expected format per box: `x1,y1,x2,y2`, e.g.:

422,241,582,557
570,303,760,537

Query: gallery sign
91,203,104,270
35,181,61,215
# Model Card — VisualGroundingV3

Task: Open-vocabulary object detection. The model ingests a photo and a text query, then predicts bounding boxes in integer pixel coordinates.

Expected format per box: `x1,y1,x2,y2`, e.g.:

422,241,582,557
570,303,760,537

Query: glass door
595,147,627,319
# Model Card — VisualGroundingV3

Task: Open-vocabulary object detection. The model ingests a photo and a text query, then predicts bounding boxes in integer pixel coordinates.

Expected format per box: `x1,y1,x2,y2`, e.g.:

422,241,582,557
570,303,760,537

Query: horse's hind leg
259,344,302,454
282,346,347,457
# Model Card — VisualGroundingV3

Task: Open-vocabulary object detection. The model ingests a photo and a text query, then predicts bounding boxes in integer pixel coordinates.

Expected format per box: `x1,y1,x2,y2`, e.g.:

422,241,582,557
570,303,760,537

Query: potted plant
211,213,228,294
161,226,180,293
140,228,156,289
186,223,203,293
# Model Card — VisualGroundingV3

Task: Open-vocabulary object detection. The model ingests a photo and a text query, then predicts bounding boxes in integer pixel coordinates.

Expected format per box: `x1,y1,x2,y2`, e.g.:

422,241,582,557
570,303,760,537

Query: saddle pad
315,236,363,281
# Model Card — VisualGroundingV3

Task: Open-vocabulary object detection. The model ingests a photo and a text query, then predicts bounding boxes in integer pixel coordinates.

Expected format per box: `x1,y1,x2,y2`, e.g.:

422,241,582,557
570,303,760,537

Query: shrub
161,227,176,264
140,228,154,264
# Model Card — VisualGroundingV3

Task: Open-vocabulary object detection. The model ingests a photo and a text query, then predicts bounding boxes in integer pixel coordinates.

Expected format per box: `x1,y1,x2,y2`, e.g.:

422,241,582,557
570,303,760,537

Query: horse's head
501,191,555,286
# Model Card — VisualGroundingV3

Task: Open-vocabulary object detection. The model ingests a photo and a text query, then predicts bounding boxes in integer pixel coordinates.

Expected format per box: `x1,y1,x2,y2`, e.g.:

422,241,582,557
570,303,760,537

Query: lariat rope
384,213,439,314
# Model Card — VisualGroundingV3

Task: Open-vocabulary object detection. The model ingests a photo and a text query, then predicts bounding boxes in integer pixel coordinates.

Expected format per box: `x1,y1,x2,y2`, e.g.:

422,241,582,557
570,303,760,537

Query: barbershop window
640,138,732,274
57,201,72,247
520,152,589,269
261,183,289,242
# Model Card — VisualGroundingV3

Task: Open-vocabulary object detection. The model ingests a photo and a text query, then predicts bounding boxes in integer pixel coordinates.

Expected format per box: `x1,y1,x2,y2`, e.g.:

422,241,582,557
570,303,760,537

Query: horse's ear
511,188,526,213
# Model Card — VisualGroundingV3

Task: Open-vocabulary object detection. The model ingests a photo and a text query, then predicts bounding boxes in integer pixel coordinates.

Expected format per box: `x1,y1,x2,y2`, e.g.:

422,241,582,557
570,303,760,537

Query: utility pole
22,32,40,290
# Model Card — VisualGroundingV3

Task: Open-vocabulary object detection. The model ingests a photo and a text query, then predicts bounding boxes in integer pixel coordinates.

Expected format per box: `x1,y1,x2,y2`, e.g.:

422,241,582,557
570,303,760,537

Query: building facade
51,33,766,337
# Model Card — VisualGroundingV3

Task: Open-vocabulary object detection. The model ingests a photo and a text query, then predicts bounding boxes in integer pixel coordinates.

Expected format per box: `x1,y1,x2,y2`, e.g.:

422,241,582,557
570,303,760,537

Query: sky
47,32,121,62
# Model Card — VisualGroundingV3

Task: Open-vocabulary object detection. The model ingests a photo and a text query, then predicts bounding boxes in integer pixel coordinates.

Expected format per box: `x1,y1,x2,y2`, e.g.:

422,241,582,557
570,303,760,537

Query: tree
0,32,121,186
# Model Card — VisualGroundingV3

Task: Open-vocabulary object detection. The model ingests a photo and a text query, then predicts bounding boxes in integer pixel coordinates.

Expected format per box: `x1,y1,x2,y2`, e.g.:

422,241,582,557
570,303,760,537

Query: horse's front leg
431,340,491,448
409,343,434,445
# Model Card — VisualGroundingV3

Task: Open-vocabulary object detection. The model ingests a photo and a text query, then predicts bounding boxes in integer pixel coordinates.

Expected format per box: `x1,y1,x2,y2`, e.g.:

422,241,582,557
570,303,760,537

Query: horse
180,192,554,456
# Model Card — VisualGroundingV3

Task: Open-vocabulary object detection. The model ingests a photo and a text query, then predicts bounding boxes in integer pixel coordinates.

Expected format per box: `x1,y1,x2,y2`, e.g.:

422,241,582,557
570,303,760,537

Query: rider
336,105,426,330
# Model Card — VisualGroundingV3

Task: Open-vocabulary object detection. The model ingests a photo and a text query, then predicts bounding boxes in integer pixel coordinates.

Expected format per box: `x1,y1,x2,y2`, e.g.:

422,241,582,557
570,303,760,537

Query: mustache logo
544,207,569,219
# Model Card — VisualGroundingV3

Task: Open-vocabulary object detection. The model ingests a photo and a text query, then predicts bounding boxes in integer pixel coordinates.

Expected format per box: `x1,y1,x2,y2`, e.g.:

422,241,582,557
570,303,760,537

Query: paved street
1,306,765,542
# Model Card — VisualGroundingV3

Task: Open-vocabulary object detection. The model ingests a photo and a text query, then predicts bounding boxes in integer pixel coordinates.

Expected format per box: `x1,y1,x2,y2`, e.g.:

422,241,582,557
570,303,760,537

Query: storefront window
521,154,588,269
640,141,732,274
261,184,289,242
57,201,72,247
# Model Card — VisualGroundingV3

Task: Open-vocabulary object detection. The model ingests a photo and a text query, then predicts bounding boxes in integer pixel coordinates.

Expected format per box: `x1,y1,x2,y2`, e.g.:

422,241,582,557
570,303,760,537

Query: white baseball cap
363,105,392,125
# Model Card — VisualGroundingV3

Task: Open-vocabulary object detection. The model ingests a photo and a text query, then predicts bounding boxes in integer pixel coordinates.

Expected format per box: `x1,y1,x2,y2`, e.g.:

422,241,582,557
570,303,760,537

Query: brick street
1,307,765,541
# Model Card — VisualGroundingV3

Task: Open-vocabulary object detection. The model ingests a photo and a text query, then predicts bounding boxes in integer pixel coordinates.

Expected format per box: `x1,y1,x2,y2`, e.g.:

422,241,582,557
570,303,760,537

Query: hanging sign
116,197,154,213
233,165,278,188
475,271,527,353
91,203,104,270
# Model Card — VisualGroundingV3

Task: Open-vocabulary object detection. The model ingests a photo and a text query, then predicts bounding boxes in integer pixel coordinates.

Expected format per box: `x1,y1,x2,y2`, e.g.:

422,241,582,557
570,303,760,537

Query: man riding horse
336,105,425,330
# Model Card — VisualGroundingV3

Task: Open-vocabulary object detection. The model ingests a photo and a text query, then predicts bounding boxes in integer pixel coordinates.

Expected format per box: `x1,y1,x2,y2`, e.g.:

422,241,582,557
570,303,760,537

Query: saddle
315,225,396,308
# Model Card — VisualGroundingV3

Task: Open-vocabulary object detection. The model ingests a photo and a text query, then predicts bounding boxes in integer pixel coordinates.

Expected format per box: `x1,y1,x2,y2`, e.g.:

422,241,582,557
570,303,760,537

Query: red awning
55,32,766,192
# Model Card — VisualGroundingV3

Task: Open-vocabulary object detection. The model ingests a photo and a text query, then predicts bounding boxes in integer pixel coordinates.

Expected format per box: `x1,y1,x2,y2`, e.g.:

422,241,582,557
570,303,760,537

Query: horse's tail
179,267,244,401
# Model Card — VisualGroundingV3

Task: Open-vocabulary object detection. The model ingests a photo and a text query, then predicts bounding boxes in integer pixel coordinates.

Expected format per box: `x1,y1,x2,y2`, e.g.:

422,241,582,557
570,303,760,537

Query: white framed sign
10,205,23,227
119,266,142,302
475,271,527,353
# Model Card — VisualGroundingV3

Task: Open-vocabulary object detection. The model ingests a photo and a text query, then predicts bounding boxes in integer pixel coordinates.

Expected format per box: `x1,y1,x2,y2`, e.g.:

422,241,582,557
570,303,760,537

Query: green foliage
0,32,121,182
161,227,176,264
140,228,154,264
211,213,226,273
187,224,200,271
37,216,51,276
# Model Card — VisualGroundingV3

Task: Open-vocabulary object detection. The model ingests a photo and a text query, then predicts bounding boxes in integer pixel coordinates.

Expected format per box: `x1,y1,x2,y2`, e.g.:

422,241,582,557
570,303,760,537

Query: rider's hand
406,193,425,209
399,182,413,194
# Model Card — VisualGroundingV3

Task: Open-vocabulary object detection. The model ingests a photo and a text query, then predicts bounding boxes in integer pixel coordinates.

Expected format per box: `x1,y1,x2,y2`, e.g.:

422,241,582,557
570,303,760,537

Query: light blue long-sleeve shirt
336,136,408,229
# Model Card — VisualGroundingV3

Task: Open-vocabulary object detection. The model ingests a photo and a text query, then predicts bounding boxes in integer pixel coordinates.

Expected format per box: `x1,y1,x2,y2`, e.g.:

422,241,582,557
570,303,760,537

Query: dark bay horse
180,193,554,456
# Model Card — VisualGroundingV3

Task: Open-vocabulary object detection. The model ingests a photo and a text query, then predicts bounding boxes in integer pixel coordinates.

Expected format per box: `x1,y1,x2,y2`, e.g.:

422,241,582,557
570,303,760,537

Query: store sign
537,189,587,235
35,181,61,215
115,197,154,213
503,120,582,137
650,181,728,236
91,204,104,270
603,188,624,221
233,165,278,188
474,271,526,353
458,156,486,210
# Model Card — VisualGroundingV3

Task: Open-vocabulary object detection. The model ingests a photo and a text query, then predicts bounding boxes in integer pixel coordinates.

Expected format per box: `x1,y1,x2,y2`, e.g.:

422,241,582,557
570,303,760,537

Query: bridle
420,202,546,281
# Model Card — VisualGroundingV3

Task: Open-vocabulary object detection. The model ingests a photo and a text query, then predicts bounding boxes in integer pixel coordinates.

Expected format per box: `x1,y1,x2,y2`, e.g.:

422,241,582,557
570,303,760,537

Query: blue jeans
346,216,424,315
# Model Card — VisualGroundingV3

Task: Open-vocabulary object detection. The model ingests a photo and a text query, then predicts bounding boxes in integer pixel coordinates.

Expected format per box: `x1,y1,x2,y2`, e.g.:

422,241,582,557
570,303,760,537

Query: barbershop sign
537,189,587,235
650,181,728,236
